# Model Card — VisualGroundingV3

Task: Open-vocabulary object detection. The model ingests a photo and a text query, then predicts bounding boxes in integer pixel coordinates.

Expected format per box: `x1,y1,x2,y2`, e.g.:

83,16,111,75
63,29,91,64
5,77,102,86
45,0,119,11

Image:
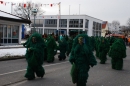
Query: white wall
31,15,103,36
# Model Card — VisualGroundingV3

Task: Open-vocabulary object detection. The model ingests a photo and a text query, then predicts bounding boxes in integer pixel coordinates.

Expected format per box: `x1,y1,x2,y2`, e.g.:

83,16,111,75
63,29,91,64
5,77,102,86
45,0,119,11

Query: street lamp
32,8,38,33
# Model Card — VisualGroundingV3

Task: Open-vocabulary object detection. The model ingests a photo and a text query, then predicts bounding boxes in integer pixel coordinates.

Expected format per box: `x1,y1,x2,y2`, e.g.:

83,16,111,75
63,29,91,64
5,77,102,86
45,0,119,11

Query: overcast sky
0,0,130,25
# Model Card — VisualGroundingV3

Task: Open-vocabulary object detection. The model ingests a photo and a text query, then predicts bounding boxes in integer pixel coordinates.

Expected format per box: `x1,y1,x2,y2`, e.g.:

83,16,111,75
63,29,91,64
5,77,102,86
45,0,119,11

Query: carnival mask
32,37,36,43
78,37,83,44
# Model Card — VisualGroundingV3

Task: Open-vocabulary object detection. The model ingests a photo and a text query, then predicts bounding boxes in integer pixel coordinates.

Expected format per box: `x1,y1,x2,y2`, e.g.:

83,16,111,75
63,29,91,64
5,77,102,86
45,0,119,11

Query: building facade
101,21,109,37
0,11,31,45
31,15,103,36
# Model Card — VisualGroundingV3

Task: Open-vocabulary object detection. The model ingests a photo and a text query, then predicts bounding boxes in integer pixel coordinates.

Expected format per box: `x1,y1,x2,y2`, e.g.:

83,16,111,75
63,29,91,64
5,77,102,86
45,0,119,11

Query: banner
0,1,60,7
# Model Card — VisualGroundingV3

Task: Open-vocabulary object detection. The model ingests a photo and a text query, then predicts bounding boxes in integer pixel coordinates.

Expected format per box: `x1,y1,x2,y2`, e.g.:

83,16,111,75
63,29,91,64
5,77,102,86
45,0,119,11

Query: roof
0,16,31,24
102,21,107,29
32,14,103,21
0,10,31,24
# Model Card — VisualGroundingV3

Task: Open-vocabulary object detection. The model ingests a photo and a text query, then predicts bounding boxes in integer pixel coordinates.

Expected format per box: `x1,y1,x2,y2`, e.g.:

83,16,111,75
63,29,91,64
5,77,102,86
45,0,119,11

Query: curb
0,56,25,61
0,47,24,49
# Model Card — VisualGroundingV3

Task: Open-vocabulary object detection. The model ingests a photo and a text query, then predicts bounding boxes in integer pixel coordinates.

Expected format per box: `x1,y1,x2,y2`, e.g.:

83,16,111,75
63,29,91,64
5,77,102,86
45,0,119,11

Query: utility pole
78,4,80,34
69,5,70,15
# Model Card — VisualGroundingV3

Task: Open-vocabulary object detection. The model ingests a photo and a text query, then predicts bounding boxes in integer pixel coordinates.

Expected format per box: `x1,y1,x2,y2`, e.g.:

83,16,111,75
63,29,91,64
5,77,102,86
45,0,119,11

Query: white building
31,15,103,36
0,11,31,45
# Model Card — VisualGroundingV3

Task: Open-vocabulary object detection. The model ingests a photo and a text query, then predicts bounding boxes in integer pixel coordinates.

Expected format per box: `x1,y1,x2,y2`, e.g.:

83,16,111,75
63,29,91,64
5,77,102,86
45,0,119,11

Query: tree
127,18,130,29
112,20,120,30
13,1,45,20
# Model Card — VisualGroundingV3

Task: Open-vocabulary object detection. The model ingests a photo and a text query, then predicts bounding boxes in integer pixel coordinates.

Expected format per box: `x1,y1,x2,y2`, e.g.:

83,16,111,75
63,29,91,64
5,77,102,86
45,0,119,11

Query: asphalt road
0,47,130,86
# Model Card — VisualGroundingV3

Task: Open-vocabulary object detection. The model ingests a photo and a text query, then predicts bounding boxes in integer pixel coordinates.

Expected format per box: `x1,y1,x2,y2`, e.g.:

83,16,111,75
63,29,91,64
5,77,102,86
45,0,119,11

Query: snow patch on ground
0,45,23,48
0,48,26,58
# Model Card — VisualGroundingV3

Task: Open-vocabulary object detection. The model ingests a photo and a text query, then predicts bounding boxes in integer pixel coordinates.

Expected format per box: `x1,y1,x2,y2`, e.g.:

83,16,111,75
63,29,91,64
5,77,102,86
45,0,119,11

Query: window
45,19,57,27
59,19,67,27
85,19,89,28
93,22,96,29
0,25,3,38
7,25,11,38
44,29,57,35
12,26,19,38
3,25,7,38
69,19,83,28
99,23,101,30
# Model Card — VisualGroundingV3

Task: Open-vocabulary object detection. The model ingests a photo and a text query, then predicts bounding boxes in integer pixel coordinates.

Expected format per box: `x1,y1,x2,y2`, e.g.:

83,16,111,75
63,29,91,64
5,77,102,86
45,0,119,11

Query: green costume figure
109,36,116,46
58,37,68,60
108,39,126,70
43,37,48,61
69,34,97,86
89,36,95,51
95,37,100,58
65,35,69,41
66,36,73,56
23,33,45,80
98,38,109,64
46,35,57,63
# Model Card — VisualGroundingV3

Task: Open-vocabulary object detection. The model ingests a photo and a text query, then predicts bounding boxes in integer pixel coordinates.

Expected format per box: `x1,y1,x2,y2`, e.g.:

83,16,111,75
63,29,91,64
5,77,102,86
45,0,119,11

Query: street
0,48,130,86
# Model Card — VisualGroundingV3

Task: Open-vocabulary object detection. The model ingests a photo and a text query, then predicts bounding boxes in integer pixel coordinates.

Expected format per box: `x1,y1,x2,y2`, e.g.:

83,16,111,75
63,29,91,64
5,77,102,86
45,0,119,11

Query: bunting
0,1,6,5
0,1,60,7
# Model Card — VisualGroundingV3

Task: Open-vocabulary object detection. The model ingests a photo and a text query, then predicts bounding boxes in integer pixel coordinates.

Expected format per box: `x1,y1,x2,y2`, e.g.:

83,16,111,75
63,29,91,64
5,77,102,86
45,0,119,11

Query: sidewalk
0,47,60,61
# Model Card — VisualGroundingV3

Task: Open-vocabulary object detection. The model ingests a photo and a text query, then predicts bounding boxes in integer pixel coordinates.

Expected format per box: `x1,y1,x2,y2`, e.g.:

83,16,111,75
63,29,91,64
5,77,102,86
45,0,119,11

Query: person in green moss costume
109,36,116,46
46,35,57,63
98,38,109,64
58,37,68,60
23,33,45,80
89,36,95,51
43,34,48,61
66,36,73,56
69,34,97,86
95,37,101,58
108,38,126,70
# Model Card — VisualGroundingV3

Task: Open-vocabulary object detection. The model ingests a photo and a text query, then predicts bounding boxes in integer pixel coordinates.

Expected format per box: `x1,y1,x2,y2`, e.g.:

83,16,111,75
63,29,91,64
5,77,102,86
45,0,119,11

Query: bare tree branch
127,18,130,29
13,1,45,21
112,20,120,30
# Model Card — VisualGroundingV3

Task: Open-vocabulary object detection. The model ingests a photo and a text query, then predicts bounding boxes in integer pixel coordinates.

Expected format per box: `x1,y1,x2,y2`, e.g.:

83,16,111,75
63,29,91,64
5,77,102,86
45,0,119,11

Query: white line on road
0,61,69,76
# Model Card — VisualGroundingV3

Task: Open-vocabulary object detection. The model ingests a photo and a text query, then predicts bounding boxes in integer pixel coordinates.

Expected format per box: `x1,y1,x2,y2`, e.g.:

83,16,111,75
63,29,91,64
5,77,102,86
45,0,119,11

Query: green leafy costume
95,37,100,58
69,34,97,86
46,35,57,63
58,37,68,60
89,36,95,51
109,37,116,46
108,39,126,70
23,33,45,80
98,38,109,64
66,36,73,56
43,38,47,61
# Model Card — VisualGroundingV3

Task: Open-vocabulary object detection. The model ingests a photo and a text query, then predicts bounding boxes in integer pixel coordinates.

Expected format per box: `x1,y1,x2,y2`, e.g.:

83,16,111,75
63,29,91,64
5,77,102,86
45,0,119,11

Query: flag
24,4,26,8
0,1,3,4
50,4,53,7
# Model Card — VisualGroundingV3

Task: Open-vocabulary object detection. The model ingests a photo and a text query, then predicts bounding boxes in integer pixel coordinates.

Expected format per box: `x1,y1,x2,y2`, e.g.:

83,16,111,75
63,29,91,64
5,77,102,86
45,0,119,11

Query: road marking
0,61,69,76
